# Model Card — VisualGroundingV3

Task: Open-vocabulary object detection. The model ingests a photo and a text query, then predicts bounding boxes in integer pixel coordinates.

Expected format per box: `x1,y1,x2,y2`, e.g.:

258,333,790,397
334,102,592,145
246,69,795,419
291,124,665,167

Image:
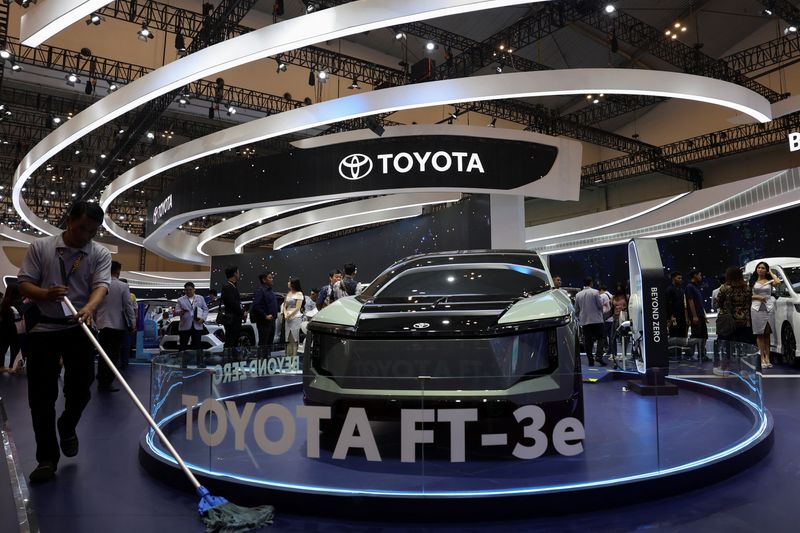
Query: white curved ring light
98,68,772,250
233,192,461,253
272,206,424,250
21,1,113,47
196,202,329,256
12,0,542,236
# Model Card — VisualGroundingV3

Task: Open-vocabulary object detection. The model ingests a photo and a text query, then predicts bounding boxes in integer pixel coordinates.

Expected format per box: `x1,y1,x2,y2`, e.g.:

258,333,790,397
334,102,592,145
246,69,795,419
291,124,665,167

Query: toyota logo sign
413,322,430,329
339,153,373,180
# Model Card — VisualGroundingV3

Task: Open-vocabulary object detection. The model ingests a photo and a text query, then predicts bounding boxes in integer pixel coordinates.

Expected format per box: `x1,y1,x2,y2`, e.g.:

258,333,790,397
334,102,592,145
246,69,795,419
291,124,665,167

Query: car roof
744,257,800,272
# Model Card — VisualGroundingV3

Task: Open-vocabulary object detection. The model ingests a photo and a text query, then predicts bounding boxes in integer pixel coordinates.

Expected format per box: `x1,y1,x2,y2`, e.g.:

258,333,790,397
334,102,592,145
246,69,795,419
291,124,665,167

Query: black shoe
595,358,607,367
98,386,120,393
57,418,79,457
29,461,57,484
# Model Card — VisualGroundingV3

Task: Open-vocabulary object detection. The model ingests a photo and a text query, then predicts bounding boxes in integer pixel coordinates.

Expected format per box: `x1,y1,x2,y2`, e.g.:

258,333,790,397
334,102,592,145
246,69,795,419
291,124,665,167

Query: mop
63,297,274,532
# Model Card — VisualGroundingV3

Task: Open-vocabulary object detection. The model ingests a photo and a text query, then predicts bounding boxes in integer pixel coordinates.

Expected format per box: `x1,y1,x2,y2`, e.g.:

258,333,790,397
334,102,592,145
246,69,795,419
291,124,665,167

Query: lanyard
58,249,83,285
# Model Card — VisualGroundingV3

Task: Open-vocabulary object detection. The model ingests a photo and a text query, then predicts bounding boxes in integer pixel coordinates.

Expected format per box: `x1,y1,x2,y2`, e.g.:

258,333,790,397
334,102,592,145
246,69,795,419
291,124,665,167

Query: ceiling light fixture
11,63,21,71
227,105,236,116
137,23,154,41
275,56,287,73
65,73,80,86
604,4,615,14
425,41,436,51
349,77,360,90
86,13,102,25
0,49,11,60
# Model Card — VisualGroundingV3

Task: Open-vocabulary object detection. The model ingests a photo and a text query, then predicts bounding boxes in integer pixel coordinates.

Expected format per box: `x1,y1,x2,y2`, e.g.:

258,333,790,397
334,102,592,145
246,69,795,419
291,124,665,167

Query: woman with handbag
716,267,755,372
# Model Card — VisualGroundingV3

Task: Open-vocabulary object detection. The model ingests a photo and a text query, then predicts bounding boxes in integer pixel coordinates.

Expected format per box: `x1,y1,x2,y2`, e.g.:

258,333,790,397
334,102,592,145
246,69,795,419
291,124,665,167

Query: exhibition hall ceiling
0,0,798,250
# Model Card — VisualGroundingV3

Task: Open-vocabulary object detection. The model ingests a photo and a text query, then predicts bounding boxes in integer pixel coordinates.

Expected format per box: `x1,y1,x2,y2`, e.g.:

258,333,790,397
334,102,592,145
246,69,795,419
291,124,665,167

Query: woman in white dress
282,279,304,357
750,261,781,369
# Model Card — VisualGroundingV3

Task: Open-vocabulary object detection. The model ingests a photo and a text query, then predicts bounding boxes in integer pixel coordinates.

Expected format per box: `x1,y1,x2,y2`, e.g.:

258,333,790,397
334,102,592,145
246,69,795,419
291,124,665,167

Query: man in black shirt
221,265,244,349
665,271,688,338
252,272,278,350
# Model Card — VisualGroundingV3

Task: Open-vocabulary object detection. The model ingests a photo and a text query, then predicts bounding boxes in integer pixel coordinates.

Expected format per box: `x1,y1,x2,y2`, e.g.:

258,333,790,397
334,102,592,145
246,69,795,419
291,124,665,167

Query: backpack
333,280,349,300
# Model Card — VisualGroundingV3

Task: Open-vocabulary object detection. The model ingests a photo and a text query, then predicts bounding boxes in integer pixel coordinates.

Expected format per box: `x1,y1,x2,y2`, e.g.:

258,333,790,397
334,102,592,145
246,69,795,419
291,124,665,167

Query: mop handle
62,296,201,490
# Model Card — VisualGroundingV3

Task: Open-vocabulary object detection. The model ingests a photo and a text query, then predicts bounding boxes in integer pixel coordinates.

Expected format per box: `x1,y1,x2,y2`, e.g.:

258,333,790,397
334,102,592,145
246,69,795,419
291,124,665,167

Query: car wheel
237,333,253,348
782,324,797,366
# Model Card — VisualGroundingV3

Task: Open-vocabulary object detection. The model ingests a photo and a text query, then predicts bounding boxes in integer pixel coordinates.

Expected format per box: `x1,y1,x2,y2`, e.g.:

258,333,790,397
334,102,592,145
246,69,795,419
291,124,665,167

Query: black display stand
627,368,679,396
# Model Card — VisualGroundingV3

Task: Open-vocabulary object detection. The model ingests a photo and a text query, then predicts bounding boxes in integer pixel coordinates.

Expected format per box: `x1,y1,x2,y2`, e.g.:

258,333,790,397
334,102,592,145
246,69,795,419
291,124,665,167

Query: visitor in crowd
686,270,710,362
205,288,218,308
17,201,112,484
251,272,278,349
0,284,24,373
750,261,781,369
333,263,358,299
711,275,725,312
283,279,304,357
716,266,755,372
316,269,342,309
574,277,606,366
158,311,171,336
665,271,688,339
599,285,613,356
221,265,244,349
609,290,629,366
306,288,319,317
94,260,136,392
175,281,208,354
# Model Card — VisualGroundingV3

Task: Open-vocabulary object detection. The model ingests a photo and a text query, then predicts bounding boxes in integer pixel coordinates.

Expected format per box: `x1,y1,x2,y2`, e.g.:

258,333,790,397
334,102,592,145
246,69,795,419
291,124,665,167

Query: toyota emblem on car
412,322,430,329
339,153,373,180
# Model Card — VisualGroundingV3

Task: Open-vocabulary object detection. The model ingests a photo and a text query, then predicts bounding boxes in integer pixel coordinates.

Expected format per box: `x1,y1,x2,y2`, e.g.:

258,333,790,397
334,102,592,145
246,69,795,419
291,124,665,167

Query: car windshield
782,266,800,291
371,264,549,302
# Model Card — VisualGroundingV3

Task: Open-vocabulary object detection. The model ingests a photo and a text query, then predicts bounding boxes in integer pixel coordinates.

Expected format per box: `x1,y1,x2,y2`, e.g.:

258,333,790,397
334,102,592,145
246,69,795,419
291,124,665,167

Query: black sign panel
627,239,669,371
146,135,558,235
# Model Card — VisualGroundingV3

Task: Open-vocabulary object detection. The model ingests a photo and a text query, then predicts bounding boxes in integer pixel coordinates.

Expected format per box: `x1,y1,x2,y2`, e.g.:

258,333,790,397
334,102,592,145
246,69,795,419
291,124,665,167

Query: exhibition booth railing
141,343,770,517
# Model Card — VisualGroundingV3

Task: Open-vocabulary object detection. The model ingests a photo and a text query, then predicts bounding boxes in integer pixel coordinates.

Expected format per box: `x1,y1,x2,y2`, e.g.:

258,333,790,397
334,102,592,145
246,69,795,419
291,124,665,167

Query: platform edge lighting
97,69,770,251
144,379,768,497
12,0,548,236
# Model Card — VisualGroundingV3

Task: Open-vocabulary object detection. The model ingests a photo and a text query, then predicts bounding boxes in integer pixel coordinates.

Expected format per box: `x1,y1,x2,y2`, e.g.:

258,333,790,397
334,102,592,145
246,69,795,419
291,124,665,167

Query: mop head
198,486,275,532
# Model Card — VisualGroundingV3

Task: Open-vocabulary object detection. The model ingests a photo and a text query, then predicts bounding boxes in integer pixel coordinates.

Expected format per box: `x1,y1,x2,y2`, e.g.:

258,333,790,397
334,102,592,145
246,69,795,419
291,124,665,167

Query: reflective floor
1,362,798,532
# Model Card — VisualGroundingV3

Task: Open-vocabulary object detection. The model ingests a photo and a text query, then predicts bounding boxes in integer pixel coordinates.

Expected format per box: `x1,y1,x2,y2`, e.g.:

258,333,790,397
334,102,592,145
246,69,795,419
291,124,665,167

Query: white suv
744,257,800,366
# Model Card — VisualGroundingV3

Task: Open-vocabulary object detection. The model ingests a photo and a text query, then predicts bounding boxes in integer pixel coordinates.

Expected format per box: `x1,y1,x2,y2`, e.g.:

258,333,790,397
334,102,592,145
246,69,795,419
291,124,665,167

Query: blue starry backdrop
548,204,796,311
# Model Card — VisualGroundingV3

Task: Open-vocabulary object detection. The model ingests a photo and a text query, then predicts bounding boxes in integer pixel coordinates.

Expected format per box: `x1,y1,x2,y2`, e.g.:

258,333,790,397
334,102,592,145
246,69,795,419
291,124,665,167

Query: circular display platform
140,373,772,519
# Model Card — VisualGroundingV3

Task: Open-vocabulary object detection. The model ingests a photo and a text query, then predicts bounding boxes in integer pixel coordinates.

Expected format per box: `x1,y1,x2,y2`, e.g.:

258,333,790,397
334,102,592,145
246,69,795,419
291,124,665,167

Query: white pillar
490,195,525,249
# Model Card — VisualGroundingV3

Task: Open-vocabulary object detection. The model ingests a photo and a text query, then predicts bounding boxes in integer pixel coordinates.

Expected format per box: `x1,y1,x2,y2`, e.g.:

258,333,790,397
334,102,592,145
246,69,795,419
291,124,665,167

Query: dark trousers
178,328,202,352
256,319,275,349
582,323,605,361
97,328,126,388
224,321,242,349
27,327,96,464
0,323,20,367
603,321,613,354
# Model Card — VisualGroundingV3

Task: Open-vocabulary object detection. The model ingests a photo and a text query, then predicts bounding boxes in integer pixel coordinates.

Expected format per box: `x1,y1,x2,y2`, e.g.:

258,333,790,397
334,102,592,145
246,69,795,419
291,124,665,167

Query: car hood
310,290,571,336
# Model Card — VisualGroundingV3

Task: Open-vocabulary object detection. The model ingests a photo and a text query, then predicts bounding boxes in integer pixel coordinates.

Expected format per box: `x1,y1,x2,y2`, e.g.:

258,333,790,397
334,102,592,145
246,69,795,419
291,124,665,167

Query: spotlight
178,96,188,107
175,31,186,55
137,24,154,41
86,13,102,25
65,73,80,86
604,4,615,14
395,31,406,40
762,9,773,16
227,105,236,116
0,49,11,59
108,81,118,92
425,41,436,51
495,64,503,73
51,116,62,125
318,69,327,82
89,168,97,174
789,25,798,33
146,131,155,139
349,77,360,90
488,117,496,128
306,3,316,13
11,63,20,71
275,57,286,73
